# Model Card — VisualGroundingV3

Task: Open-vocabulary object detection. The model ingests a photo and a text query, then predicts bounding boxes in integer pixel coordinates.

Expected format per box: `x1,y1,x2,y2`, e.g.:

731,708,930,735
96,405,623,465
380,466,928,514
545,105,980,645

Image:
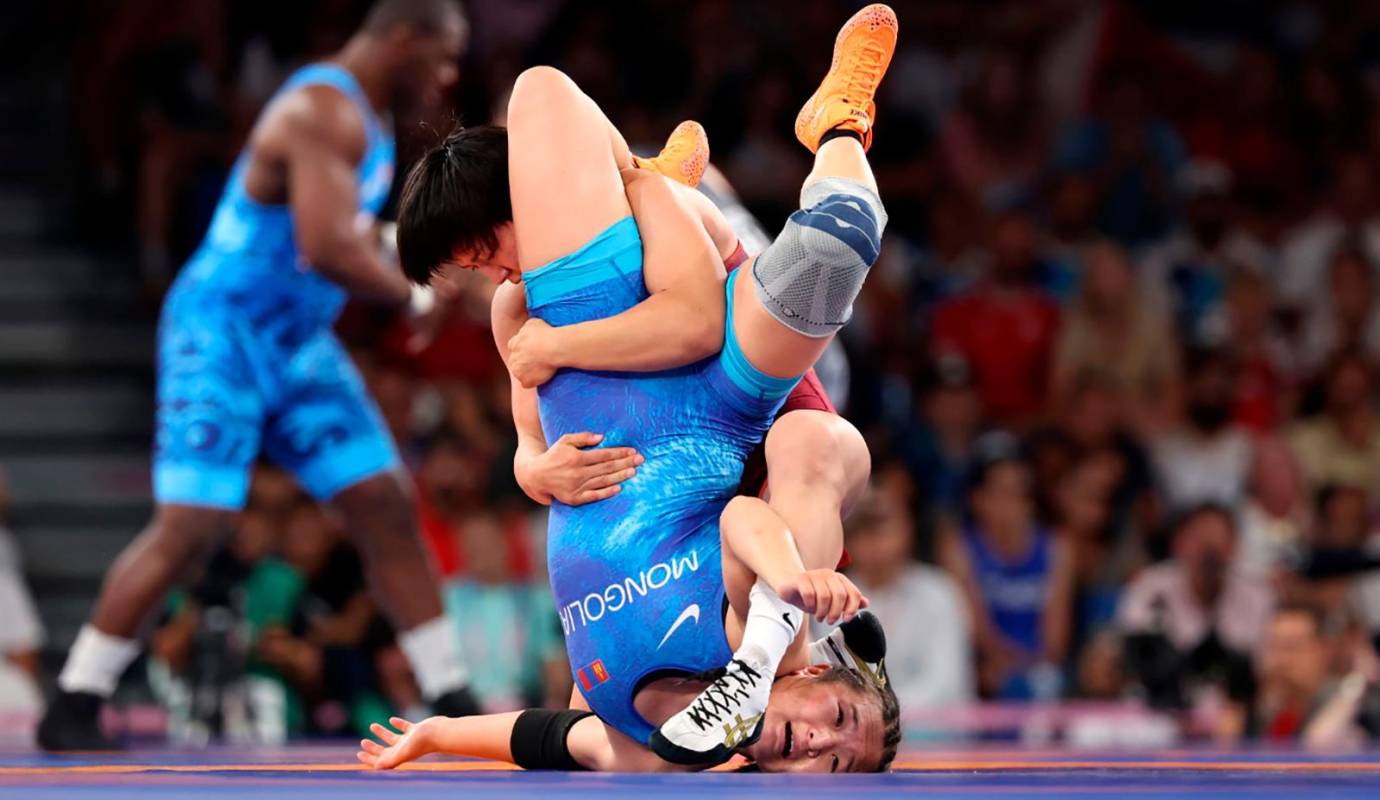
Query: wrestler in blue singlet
524,217,800,745
155,64,400,508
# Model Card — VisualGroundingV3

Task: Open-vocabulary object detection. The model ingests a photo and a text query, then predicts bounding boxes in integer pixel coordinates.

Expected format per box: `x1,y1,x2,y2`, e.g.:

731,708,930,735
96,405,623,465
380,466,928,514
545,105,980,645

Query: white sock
57,625,141,697
734,579,804,672
397,616,468,701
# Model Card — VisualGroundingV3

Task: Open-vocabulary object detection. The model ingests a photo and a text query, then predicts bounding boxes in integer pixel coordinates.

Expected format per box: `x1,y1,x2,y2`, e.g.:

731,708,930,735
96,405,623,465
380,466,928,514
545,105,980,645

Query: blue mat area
5,744,1380,799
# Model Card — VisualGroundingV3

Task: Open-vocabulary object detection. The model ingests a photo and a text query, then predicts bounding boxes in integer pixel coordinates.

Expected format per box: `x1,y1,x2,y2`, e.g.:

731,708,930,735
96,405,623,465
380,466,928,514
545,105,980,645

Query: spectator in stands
1057,451,1138,651
418,431,566,711
909,191,987,329
932,212,1060,427
890,354,982,521
1051,240,1178,433
1211,268,1297,432
1236,437,1309,581
1250,603,1380,746
1138,160,1243,340
253,500,396,739
1039,171,1101,302
939,433,1074,700
1117,505,1273,734
0,468,44,719
1289,351,1380,493
939,48,1046,212
1053,63,1185,246
1057,371,1158,544
1297,245,1380,379
843,492,973,711
1277,153,1380,315
1151,347,1254,511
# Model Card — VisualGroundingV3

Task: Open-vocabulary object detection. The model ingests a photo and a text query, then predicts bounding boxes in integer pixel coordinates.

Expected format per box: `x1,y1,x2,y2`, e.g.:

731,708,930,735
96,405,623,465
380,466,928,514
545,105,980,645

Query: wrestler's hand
520,432,643,506
776,569,869,626
358,716,435,770
507,318,560,388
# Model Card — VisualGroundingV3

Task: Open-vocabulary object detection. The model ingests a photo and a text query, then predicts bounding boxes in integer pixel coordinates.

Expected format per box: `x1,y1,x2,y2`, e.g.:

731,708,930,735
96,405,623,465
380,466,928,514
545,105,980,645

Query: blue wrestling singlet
524,217,801,744
155,63,399,508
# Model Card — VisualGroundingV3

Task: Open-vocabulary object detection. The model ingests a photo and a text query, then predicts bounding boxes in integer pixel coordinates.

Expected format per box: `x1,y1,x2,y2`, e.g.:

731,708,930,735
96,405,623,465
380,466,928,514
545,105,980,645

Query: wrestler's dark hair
363,0,465,35
396,123,512,285
814,666,902,773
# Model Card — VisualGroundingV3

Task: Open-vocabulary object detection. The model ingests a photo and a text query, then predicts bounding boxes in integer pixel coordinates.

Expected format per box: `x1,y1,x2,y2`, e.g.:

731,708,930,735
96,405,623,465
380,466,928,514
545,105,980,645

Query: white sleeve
892,569,974,709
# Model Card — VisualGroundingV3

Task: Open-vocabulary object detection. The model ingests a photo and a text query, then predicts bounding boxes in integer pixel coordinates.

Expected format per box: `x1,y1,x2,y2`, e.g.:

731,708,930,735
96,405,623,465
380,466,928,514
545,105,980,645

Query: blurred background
5,0,1380,750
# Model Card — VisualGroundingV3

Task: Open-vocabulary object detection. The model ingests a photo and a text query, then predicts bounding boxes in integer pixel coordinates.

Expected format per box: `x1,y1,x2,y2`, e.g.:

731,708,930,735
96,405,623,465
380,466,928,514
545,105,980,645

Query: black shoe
37,690,120,752
815,609,888,687
429,686,481,718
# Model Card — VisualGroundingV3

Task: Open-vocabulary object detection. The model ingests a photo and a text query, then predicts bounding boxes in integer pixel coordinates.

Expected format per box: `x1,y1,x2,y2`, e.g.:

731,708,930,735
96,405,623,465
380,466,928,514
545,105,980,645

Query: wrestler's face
438,222,521,290
743,665,886,773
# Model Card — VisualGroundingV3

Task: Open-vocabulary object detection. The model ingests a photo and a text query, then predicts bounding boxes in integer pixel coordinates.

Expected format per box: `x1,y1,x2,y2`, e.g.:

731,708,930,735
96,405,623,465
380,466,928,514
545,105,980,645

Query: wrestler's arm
358,713,691,773
268,85,413,307
493,283,641,506
505,170,728,386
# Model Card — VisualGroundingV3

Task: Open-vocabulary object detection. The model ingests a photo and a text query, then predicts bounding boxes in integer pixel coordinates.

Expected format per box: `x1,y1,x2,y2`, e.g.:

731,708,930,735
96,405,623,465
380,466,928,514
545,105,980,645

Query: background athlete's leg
39,308,264,751
506,66,634,271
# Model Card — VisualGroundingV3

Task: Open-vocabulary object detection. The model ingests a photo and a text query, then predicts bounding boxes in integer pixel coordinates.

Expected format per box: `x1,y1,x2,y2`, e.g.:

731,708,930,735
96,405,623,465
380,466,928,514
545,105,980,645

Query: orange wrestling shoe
793,3,898,154
632,120,709,188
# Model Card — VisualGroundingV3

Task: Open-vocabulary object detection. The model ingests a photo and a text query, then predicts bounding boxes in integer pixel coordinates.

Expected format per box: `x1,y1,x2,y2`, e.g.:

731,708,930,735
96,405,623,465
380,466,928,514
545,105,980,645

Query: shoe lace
842,42,887,107
684,659,765,731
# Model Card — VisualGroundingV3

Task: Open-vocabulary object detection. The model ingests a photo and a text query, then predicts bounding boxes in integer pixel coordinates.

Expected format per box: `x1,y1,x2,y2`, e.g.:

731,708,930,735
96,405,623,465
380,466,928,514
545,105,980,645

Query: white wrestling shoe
812,609,889,688
649,649,773,766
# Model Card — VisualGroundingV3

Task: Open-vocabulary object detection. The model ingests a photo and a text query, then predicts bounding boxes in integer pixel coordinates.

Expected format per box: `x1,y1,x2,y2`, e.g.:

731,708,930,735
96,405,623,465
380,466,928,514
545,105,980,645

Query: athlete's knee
766,413,868,499
751,178,887,337
508,66,583,126
333,472,417,540
145,505,237,565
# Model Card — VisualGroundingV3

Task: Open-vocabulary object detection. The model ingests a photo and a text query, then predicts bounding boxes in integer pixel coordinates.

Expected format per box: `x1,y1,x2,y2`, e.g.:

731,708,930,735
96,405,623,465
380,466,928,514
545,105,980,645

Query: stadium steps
0,71,158,663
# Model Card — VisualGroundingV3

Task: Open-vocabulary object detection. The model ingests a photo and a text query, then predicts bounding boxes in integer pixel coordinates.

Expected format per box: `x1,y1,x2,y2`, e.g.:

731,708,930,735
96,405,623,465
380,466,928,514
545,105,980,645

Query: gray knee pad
750,177,887,337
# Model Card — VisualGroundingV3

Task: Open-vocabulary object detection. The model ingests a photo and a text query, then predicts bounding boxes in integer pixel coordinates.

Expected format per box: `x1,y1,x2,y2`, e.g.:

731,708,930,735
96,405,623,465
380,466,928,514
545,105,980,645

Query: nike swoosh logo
656,604,701,650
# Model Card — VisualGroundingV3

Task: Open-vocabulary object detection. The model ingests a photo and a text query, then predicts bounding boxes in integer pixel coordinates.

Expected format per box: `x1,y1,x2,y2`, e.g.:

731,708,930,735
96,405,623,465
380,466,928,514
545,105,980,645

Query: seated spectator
417,431,567,712
1039,171,1101,299
843,493,973,711
1053,64,1185,246
1056,452,1138,651
1276,153,1380,315
889,354,982,521
1138,160,1242,340
0,467,43,720
1236,438,1310,581
1208,268,1297,432
1250,603,1380,747
1117,505,1273,731
1298,245,1380,379
938,48,1046,212
1057,371,1157,543
1051,240,1178,433
249,500,397,740
1151,347,1254,511
1289,351,1380,493
938,433,1074,700
932,213,1061,428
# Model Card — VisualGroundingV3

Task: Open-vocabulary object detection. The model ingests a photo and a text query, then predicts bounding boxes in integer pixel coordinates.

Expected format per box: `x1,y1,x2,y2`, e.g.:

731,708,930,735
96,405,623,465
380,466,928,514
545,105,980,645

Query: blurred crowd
14,0,1380,746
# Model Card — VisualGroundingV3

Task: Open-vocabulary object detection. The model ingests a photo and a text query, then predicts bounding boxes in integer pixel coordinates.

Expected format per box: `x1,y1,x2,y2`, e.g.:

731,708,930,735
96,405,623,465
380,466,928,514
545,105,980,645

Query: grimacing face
432,222,522,298
741,665,885,773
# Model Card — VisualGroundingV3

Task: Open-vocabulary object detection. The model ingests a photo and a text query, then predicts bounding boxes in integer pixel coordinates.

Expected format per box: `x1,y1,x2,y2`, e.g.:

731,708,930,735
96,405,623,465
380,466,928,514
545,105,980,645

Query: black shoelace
684,659,765,731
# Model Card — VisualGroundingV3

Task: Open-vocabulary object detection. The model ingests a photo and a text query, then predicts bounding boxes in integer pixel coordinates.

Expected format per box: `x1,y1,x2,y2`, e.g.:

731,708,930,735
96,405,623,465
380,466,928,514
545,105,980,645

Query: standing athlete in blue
373,3,902,772
39,0,480,751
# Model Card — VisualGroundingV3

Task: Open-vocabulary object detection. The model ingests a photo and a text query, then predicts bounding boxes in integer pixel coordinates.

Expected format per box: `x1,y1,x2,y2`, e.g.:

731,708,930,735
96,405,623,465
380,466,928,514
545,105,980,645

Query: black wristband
510,709,595,771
